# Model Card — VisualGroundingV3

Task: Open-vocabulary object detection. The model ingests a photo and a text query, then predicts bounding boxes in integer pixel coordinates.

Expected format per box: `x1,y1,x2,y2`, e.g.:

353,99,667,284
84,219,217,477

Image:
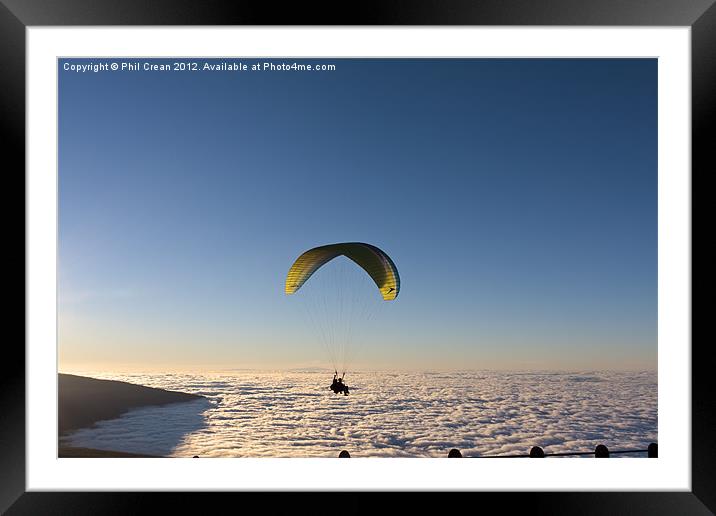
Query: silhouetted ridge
58,373,204,435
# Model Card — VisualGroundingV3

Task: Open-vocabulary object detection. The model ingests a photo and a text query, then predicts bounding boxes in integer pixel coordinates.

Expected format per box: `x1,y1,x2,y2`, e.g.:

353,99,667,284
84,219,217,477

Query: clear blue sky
58,58,656,372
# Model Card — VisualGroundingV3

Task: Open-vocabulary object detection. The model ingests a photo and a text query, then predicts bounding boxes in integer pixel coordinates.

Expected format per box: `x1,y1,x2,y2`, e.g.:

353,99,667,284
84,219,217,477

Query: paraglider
285,242,400,393
330,371,350,395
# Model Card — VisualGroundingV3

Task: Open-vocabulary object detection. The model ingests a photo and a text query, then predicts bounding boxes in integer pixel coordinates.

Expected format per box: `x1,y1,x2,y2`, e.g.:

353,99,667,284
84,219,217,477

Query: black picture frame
5,1,710,513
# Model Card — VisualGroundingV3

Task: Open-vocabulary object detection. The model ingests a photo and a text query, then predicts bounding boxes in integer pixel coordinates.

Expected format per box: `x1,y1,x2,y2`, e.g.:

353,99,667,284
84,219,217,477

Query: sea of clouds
61,370,657,458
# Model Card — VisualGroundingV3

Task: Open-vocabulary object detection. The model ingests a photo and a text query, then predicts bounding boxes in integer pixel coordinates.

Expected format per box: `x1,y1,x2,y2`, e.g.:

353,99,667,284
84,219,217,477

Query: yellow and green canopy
285,243,400,301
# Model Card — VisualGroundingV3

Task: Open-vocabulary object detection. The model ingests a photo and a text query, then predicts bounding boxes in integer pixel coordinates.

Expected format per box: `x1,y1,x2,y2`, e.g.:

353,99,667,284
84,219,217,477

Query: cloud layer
62,370,657,458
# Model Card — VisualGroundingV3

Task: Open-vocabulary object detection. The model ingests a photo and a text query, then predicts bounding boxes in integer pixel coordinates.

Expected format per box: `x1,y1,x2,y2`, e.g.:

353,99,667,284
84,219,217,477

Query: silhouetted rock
595,444,610,458
648,442,658,458
448,448,462,458
529,446,545,458
339,450,351,458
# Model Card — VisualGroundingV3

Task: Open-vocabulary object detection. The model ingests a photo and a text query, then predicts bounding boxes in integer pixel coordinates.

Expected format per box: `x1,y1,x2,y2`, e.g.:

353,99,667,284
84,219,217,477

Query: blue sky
58,58,657,372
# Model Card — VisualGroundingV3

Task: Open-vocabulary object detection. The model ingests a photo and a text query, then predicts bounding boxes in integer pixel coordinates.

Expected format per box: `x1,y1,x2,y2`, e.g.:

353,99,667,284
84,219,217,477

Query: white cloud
62,370,657,458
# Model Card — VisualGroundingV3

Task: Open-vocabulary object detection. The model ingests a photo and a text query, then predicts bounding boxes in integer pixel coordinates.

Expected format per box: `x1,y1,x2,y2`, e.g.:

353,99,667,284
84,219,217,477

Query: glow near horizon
58,58,656,372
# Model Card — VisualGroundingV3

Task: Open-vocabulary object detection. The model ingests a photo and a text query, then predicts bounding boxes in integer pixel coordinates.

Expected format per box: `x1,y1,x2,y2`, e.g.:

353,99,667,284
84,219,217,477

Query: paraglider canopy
285,242,400,301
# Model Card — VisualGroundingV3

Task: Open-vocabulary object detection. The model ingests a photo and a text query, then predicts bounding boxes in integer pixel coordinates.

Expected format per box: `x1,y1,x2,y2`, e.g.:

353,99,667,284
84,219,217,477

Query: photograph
6,0,709,507
57,57,658,460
